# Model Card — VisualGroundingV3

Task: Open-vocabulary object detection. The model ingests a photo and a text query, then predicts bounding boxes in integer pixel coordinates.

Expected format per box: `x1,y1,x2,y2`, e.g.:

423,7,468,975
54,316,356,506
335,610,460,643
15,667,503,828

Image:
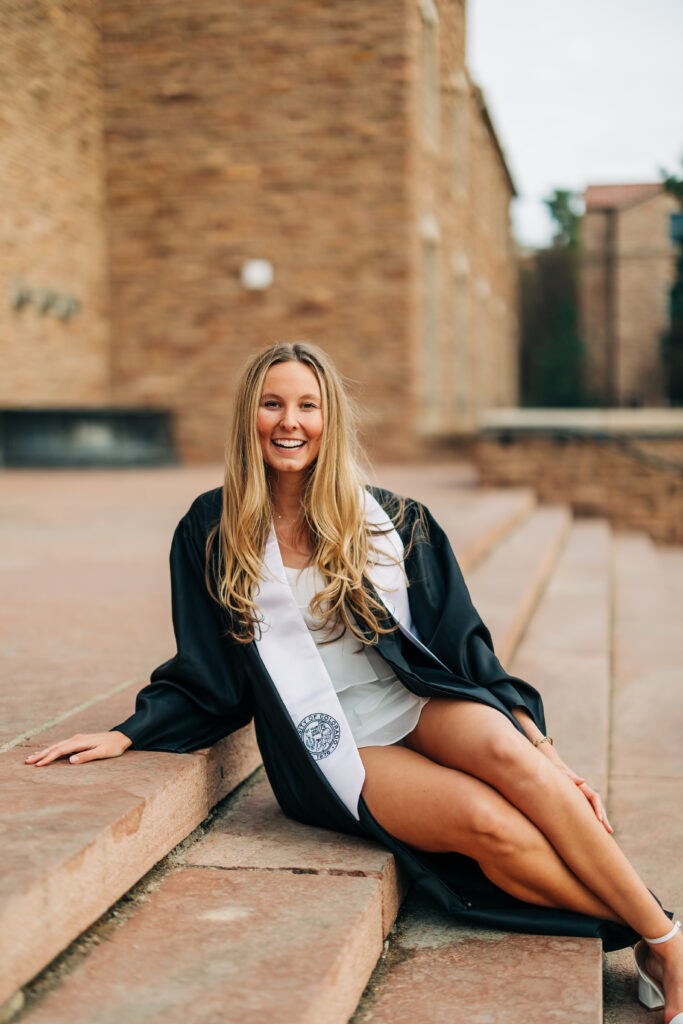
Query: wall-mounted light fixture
240,259,274,290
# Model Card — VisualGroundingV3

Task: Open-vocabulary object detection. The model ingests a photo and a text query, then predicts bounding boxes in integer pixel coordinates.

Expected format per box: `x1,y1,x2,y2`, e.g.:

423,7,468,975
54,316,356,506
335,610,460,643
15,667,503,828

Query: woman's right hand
24,731,133,767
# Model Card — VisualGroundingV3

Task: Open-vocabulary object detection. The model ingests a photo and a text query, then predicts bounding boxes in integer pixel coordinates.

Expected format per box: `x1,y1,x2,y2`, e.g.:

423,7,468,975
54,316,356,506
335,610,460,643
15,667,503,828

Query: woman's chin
265,456,311,474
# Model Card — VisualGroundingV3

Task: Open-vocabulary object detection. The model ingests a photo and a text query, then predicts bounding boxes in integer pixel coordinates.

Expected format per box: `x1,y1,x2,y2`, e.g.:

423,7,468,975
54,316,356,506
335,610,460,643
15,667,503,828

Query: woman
26,342,682,1021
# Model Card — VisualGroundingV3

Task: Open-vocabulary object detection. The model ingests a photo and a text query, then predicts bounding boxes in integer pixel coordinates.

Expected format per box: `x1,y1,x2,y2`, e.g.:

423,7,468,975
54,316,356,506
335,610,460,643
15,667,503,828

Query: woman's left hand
572,778,613,833
538,746,614,834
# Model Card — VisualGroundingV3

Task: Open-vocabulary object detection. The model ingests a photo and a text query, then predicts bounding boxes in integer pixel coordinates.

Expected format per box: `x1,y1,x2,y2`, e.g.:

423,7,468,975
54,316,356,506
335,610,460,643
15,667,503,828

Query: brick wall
101,0,518,461
101,1,416,462
0,0,111,406
466,434,683,544
2,1,519,463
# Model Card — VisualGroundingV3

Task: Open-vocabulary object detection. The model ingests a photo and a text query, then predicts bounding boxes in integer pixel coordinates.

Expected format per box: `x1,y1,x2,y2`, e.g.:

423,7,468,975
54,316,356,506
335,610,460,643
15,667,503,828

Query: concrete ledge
1,693,260,1007
467,431,683,544
479,407,683,437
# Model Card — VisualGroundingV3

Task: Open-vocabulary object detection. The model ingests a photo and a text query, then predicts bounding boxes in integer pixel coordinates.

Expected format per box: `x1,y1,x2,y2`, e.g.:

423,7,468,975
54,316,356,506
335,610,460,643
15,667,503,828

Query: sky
467,0,683,248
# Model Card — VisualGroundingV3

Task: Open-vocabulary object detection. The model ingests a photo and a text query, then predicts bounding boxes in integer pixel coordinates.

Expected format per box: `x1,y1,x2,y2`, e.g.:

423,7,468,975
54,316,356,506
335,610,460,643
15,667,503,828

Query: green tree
660,165,683,404
545,188,580,250
520,189,592,406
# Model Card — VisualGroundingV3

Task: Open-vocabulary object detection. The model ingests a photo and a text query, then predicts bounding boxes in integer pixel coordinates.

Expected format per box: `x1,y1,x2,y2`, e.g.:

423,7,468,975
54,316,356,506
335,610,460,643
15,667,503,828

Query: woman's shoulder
180,486,223,536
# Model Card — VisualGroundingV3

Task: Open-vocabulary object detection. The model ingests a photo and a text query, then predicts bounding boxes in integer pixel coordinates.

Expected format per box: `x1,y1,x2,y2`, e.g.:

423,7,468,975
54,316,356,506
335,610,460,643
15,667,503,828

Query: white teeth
273,439,305,448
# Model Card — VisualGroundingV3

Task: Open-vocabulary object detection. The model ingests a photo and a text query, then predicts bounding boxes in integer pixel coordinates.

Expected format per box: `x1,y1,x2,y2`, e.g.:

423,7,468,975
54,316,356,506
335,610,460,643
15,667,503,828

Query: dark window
670,212,683,244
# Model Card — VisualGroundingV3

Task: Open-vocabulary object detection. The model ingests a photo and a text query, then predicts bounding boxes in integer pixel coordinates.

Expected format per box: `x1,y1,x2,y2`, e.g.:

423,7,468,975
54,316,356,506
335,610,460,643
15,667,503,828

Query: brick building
1,0,519,463
580,183,679,407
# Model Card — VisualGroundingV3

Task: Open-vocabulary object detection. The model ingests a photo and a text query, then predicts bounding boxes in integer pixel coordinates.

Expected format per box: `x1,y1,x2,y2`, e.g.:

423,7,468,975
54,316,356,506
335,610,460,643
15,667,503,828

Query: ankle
648,924,683,967
645,919,681,946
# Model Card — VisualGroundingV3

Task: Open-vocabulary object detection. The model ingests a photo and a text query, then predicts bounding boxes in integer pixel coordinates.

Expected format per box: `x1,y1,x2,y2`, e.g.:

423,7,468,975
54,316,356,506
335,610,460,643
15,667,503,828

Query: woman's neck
269,470,306,520
269,470,313,567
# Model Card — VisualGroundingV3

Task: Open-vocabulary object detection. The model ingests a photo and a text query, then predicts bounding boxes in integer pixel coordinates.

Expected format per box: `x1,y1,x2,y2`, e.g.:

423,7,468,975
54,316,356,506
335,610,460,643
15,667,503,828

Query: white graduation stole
254,488,448,820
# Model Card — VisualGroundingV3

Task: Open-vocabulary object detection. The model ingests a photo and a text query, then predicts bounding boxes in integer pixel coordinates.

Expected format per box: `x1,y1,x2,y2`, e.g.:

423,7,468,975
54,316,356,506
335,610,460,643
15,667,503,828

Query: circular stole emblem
297,712,341,760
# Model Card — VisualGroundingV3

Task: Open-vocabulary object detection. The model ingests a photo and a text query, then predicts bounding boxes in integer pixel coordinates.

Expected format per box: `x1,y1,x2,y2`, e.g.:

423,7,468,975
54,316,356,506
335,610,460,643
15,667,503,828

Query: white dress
284,565,430,748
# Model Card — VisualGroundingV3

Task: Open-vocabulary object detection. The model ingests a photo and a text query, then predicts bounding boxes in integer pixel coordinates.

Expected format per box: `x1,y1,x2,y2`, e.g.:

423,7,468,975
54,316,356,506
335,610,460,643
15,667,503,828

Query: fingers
67,745,106,764
577,782,614,834
25,735,99,767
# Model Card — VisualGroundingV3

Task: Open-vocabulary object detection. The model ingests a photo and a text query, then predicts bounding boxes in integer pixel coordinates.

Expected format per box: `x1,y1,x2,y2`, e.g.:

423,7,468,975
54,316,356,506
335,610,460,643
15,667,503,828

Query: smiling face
257,360,324,477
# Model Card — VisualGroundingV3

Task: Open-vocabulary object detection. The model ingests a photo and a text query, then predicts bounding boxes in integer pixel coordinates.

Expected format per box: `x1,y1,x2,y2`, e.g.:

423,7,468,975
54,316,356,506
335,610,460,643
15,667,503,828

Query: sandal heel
634,939,666,1010
638,974,664,1010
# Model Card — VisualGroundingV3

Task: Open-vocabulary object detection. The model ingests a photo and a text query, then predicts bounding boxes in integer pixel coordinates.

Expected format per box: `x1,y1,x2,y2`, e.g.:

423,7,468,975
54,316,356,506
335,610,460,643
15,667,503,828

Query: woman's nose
278,404,299,429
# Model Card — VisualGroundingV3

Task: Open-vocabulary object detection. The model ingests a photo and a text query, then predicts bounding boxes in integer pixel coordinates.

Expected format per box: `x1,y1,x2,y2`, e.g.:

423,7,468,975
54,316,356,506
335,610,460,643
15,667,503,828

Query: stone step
0,469,556,1017
657,542,683,605
603,531,683,1023
4,466,507,1007
610,532,683,780
352,893,602,1024
1,700,260,1009
351,517,613,1024
0,471,544,1015
420,486,538,576
467,504,572,664
510,518,612,792
373,464,537,573
17,775,404,1024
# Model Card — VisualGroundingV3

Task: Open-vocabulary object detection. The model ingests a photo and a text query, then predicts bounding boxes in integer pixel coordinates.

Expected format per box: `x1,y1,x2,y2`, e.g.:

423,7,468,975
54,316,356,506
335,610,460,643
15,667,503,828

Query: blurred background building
580,183,679,407
1,0,518,464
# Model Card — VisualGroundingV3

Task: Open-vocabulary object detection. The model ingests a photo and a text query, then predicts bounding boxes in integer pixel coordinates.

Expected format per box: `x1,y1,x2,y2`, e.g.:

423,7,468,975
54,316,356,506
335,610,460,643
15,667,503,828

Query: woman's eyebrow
260,392,320,401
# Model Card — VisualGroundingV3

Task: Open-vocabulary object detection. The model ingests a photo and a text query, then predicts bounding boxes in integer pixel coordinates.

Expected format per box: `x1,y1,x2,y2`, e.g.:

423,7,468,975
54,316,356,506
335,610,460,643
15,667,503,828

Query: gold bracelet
533,735,554,748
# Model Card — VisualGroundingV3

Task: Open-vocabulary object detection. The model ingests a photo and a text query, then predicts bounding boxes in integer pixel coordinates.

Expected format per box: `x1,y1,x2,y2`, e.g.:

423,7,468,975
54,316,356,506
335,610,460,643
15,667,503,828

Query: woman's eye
263,400,279,408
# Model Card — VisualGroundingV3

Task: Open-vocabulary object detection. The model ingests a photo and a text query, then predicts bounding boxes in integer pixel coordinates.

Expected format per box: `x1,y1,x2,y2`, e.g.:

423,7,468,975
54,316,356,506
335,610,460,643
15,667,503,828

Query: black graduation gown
109,485,639,951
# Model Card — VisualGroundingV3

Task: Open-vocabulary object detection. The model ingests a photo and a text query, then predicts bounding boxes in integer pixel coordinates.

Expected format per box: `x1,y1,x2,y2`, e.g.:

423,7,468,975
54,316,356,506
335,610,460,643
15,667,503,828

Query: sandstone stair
603,533,683,1023
1,464,680,1024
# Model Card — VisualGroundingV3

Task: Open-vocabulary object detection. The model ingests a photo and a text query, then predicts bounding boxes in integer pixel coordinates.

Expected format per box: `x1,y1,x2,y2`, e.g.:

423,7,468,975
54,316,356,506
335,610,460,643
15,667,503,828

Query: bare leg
404,699,683,1021
358,743,619,921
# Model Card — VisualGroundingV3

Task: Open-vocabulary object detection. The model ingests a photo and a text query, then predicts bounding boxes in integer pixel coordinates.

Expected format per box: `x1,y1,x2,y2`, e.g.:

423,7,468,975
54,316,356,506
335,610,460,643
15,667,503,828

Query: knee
480,730,543,789
469,804,545,864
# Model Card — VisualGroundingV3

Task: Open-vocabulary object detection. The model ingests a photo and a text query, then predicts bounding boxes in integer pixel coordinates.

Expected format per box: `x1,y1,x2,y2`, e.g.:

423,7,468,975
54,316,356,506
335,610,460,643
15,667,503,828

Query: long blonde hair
205,341,406,644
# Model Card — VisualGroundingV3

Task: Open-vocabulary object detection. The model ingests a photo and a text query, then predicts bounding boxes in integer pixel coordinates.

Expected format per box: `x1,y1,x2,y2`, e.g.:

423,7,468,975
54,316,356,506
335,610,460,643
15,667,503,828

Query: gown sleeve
108,504,254,753
404,498,547,734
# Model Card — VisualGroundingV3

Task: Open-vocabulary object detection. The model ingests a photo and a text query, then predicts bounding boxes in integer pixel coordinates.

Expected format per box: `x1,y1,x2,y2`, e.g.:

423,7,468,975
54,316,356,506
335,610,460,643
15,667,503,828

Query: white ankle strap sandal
634,919,682,1021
